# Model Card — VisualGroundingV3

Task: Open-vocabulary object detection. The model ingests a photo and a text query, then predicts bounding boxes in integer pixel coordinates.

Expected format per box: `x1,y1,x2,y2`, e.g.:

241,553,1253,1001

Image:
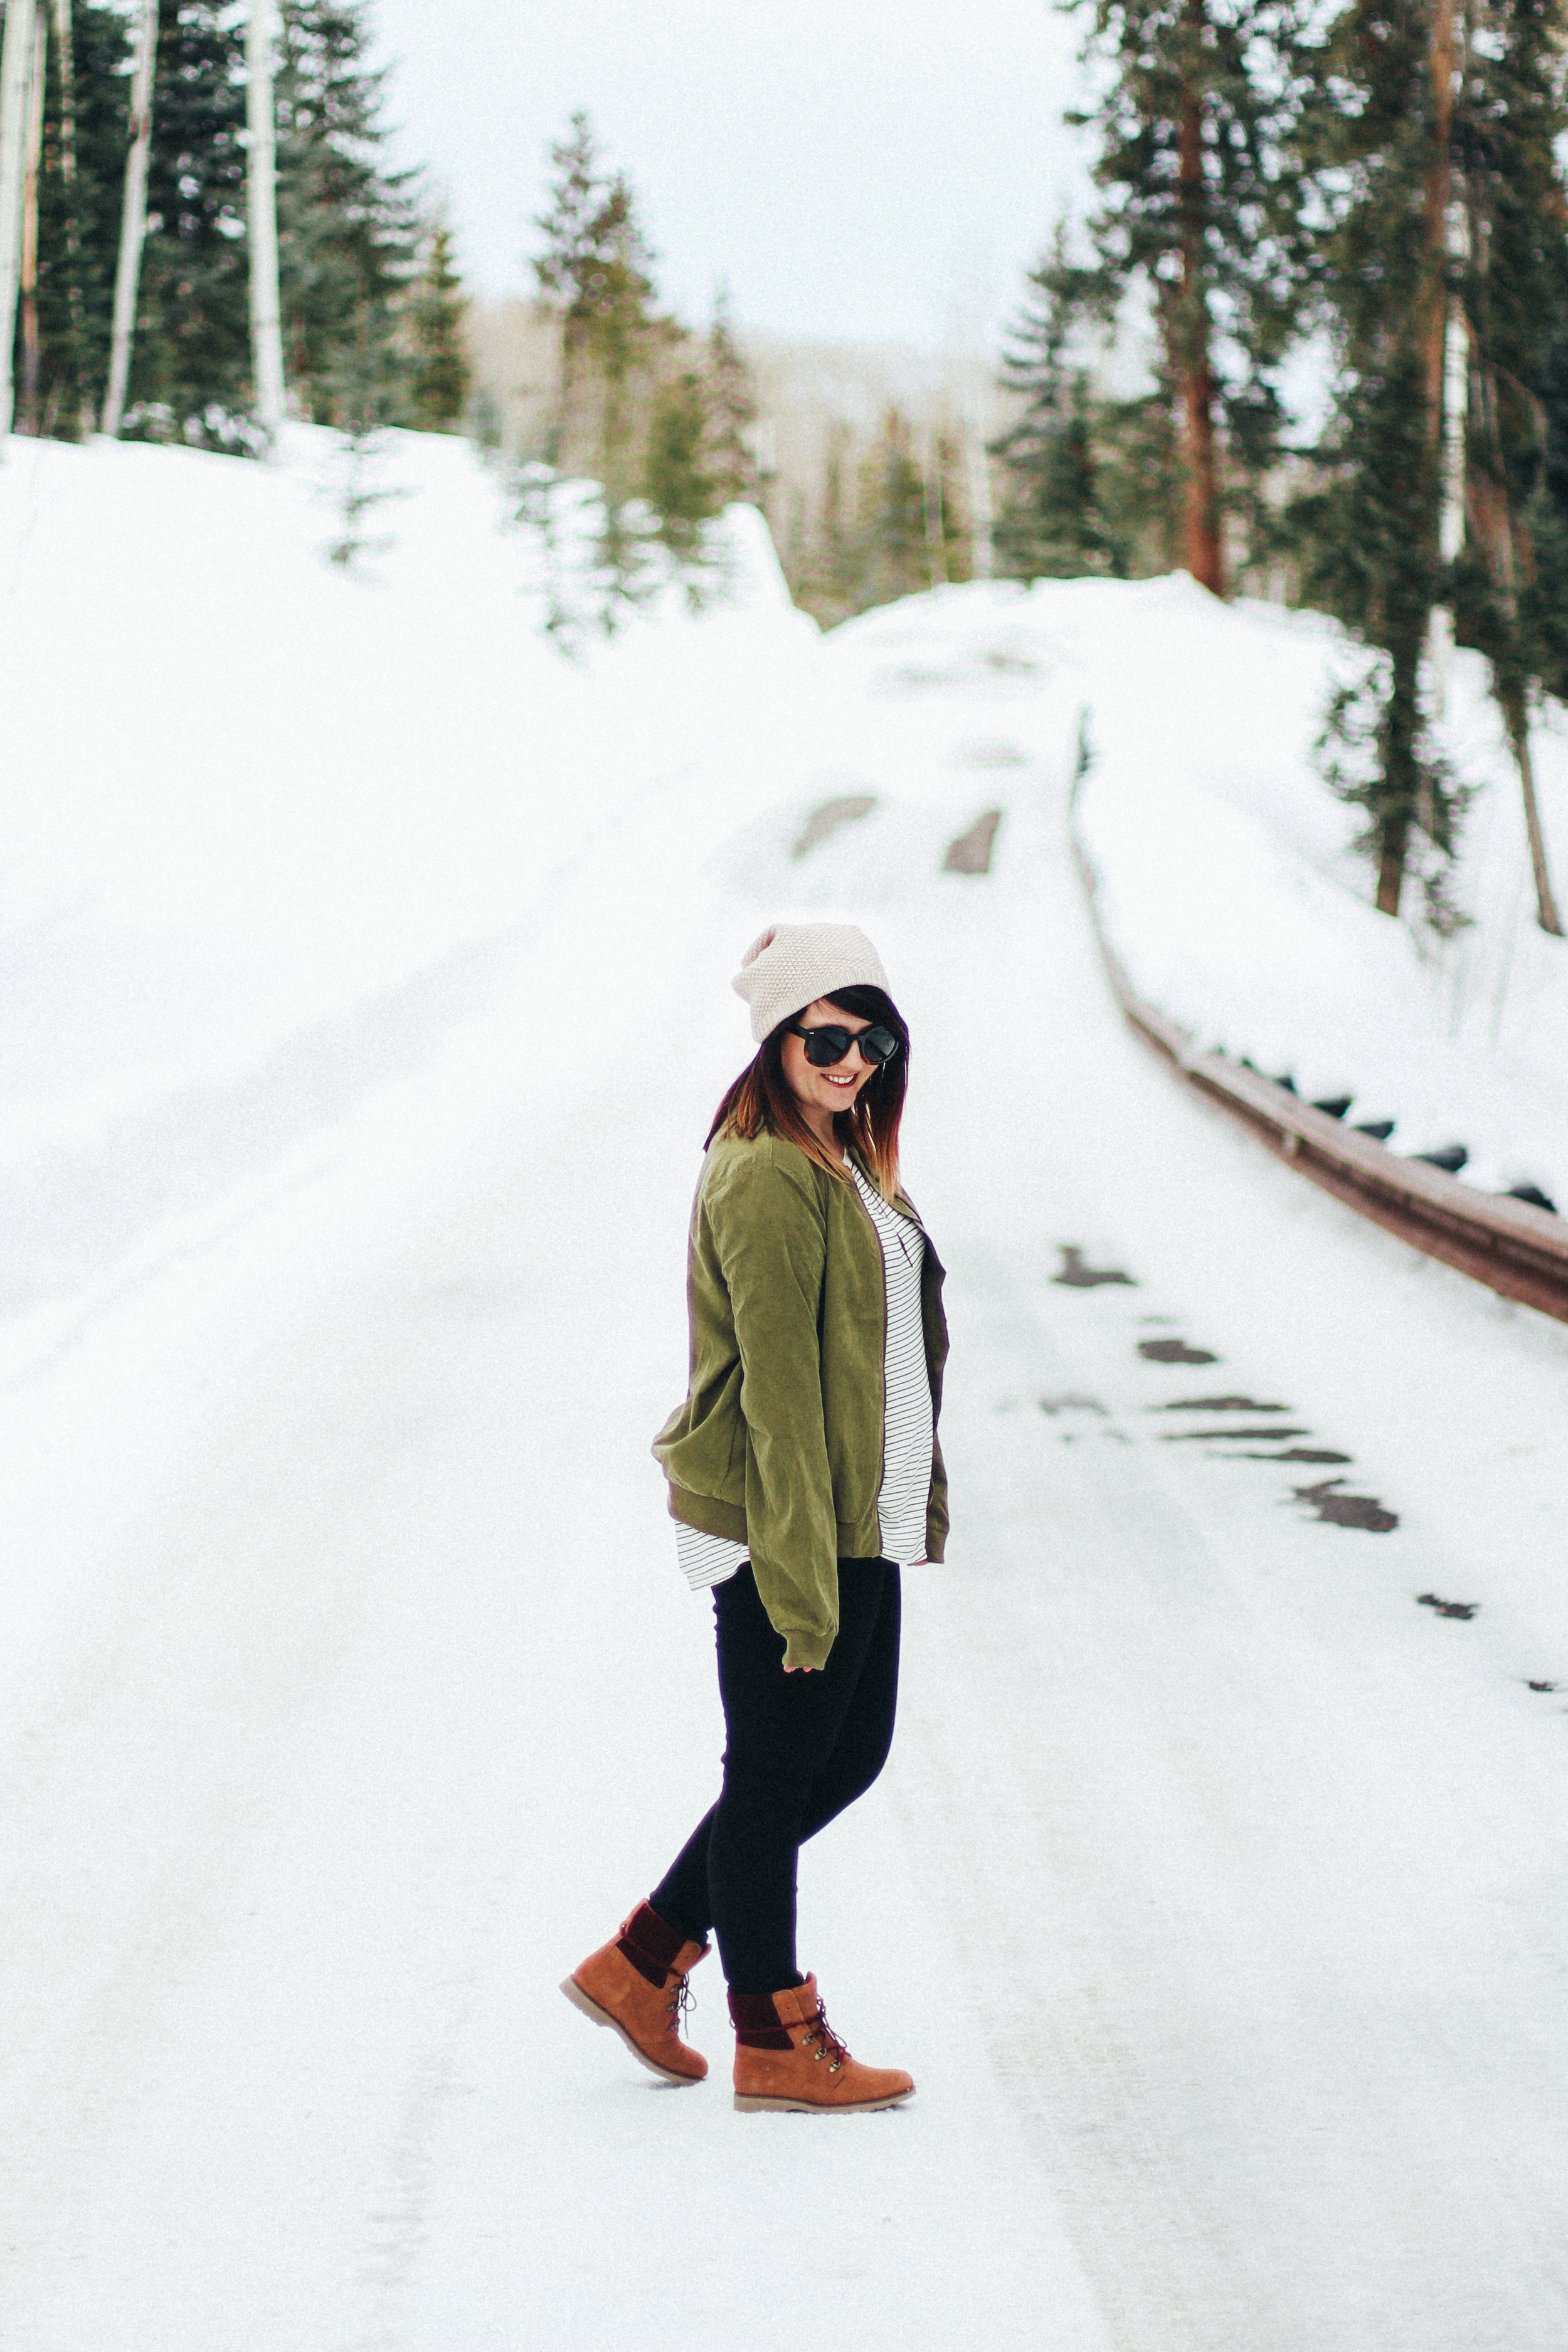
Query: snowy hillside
3,432,1567,2351
1062,575,1568,1206
0,425,812,1381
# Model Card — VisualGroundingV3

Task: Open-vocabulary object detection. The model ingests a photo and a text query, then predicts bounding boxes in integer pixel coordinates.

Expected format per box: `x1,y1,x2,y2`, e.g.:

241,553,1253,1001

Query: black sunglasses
786,1020,902,1068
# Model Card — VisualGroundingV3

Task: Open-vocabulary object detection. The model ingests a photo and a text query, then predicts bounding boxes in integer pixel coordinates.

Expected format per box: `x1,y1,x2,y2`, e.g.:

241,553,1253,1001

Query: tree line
3,5,1560,924
0,0,469,448
992,0,1567,931
514,109,765,633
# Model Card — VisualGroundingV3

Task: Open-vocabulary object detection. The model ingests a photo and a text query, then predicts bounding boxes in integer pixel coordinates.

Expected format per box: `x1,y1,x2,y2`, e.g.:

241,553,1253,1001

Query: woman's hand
783,1663,817,1674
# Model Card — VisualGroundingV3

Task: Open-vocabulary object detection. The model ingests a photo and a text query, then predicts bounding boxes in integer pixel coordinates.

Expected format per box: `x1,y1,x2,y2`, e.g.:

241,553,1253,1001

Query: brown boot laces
801,1998,849,2074
667,1969,696,2040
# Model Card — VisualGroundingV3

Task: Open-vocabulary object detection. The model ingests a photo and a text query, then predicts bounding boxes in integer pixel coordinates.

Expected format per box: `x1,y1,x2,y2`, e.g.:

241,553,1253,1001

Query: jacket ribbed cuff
781,1624,834,1672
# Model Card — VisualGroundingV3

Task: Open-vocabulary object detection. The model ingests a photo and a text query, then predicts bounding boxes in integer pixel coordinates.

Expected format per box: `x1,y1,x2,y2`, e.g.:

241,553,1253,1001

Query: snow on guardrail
1071,769,1568,1327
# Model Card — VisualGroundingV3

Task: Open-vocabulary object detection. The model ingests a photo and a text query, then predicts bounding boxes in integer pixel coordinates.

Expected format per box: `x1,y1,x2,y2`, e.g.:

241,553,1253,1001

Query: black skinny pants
649,1557,901,1997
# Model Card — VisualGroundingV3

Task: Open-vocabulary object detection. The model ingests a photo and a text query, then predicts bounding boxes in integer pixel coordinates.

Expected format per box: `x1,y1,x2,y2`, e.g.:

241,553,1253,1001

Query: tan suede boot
729,1974,914,2113
562,1901,710,2085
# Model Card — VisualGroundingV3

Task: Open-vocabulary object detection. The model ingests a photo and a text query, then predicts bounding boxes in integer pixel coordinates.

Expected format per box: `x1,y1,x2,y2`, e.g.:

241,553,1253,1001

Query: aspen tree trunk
1176,0,1223,595
1478,364,1565,935
1512,714,1564,933
0,0,39,442
246,0,284,440
1422,0,1456,437
101,0,158,440
19,0,45,432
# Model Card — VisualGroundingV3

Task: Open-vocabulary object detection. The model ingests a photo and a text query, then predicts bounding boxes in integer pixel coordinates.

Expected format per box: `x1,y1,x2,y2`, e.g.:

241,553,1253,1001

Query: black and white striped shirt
675,1158,934,1590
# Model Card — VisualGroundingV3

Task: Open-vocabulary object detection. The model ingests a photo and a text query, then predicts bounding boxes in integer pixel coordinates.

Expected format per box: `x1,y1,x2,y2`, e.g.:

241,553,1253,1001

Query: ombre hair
705,983,910,1200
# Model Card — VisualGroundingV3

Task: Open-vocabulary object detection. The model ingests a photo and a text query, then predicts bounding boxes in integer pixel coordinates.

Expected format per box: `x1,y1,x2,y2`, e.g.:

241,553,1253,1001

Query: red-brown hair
704,984,910,1199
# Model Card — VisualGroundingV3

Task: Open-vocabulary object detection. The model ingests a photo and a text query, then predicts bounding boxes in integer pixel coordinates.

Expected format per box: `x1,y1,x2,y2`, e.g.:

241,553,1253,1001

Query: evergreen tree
1449,0,1568,933
24,0,130,435
642,361,723,563
797,420,863,624
274,0,418,428
704,285,762,504
532,110,660,499
1290,0,1464,918
124,0,251,444
1097,379,1185,570
854,408,933,605
1067,0,1303,592
993,230,1125,578
406,216,470,430
993,225,1185,580
527,110,667,629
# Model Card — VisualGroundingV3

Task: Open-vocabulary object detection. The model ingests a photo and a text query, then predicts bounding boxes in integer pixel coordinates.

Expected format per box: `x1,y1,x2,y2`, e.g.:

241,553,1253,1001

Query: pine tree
642,361,722,564
22,0,130,436
273,0,418,428
798,420,863,624
529,110,666,628
532,110,659,497
856,407,930,606
406,215,469,430
993,225,1189,580
1067,0,1303,593
1098,380,1185,571
993,230,1124,578
1290,0,1465,918
1449,0,1568,933
124,0,251,443
704,285,761,504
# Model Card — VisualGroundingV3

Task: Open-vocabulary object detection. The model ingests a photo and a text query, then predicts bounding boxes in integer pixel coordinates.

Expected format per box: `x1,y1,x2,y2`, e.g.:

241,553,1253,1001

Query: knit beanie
731,921,891,1043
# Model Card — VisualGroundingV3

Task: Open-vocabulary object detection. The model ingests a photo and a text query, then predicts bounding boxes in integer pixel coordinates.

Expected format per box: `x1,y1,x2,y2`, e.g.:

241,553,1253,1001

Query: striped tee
675,1158,935,1591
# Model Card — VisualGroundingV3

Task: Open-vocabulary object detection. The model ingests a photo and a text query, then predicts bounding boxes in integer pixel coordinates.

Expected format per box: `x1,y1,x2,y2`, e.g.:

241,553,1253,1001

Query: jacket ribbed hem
667,1482,747,1544
667,1483,887,1569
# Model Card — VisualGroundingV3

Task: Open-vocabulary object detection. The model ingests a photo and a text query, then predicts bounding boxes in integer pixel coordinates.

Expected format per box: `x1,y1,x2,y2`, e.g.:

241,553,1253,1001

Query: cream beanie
731,921,891,1043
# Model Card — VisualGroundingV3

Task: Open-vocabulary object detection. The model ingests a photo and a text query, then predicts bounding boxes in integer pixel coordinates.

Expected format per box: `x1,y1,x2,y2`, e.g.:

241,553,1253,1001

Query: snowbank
1066,576,1568,1206
0,426,814,1364
822,571,1568,1207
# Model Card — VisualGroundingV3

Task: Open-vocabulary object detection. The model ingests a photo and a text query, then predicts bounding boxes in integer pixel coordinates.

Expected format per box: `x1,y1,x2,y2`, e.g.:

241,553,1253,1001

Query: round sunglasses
786,1020,902,1069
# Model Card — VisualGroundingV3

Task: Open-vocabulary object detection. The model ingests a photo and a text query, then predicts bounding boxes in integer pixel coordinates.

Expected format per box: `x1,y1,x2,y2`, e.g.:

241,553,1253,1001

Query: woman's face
780,999,878,1125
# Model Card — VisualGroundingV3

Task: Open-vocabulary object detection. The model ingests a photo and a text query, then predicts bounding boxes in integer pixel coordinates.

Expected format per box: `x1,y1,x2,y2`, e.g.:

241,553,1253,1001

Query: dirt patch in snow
1227,1446,1353,1464
1152,1394,1290,1412
1292,1479,1399,1533
792,795,877,859
943,810,1002,874
1162,1425,1311,1443
1054,1246,1136,1289
1138,1338,1221,1365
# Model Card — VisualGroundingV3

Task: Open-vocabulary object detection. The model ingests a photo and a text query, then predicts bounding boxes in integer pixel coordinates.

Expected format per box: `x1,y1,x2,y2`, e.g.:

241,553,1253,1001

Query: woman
563,921,949,2114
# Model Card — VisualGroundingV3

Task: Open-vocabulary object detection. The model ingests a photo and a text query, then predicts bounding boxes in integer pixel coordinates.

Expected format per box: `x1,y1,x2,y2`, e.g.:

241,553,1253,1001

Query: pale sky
368,0,1095,352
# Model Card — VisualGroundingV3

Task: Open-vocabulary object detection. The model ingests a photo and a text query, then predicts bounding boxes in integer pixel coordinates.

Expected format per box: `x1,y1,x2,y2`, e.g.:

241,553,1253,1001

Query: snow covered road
4,560,1568,2348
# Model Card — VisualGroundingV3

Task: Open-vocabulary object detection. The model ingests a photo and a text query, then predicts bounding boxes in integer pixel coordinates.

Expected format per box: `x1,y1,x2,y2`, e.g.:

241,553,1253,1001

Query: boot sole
559,1976,706,2087
734,2085,916,2114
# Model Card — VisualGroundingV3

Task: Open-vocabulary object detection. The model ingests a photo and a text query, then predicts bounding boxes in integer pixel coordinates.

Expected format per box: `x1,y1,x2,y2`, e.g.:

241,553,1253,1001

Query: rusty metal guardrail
1071,805,1568,1328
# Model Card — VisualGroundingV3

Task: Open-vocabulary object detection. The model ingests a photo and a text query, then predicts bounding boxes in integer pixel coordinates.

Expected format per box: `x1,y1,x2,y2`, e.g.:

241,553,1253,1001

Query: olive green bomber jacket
652,1129,950,1671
